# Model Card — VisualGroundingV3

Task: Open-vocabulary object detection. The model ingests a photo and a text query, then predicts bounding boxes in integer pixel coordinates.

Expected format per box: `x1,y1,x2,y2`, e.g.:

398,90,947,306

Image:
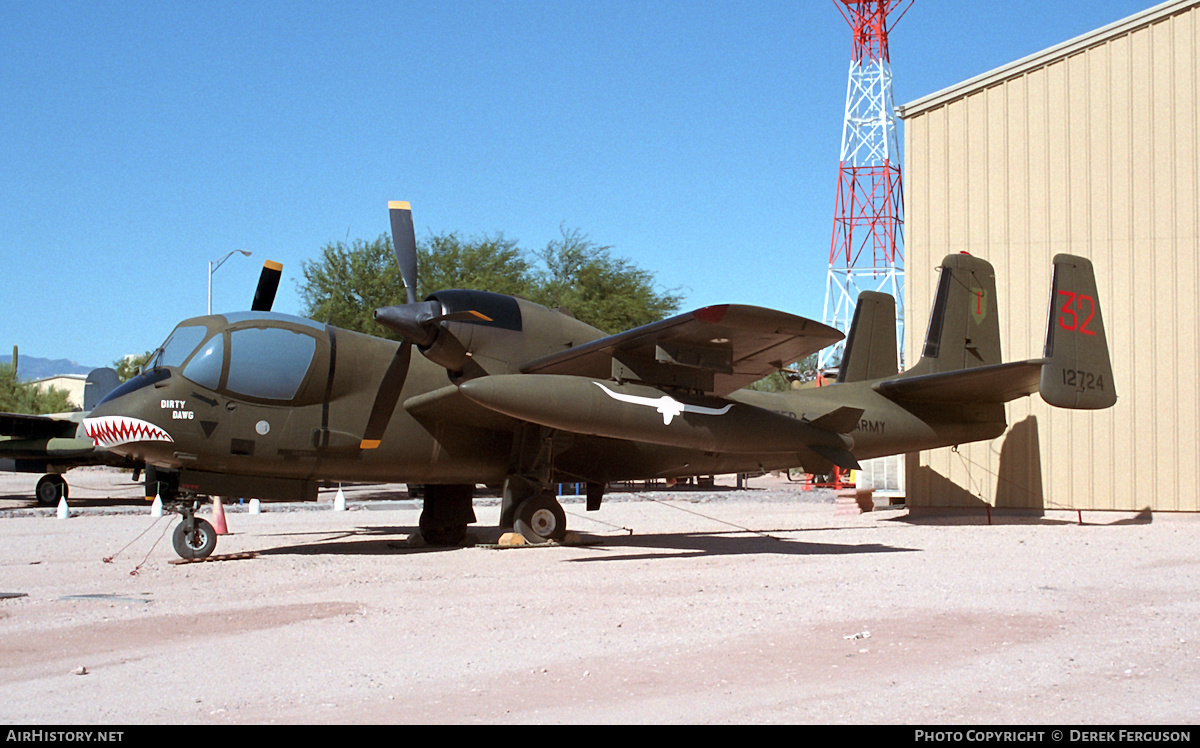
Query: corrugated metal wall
900,1,1199,511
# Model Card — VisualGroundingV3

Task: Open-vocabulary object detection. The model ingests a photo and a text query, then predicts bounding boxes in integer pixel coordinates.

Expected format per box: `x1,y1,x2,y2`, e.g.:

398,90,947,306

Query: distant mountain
0,354,97,381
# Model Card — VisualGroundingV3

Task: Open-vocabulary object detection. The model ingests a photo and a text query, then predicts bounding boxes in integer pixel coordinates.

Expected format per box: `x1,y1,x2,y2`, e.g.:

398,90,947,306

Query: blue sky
2,0,1156,368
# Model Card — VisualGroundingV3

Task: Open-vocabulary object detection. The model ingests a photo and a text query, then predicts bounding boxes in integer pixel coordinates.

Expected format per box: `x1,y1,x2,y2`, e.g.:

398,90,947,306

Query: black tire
418,514,467,546
514,493,567,544
172,518,217,560
418,484,474,546
35,475,67,507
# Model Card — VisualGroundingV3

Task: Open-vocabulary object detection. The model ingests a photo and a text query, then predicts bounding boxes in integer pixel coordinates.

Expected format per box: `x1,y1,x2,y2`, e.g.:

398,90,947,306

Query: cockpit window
225,327,317,400
181,334,224,390
152,325,208,370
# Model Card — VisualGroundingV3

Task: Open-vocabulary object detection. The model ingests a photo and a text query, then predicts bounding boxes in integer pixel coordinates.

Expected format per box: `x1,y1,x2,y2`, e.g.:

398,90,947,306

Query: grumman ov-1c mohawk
84,202,1116,559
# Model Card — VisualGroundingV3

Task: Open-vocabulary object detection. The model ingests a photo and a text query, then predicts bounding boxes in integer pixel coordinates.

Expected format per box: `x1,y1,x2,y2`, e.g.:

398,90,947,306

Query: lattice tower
819,0,911,375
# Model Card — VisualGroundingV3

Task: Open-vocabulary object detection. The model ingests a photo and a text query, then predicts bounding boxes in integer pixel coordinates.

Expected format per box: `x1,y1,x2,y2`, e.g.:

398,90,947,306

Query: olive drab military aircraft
83,201,1116,560
0,359,125,505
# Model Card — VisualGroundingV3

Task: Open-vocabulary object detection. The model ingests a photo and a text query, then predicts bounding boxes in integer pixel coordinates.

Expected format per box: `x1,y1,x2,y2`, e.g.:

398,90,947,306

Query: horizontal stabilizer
810,444,861,471
875,361,1043,405
808,406,864,434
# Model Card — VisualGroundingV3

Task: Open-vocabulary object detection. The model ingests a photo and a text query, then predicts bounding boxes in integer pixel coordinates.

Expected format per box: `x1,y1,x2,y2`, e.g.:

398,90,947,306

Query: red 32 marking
1058,291,1096,336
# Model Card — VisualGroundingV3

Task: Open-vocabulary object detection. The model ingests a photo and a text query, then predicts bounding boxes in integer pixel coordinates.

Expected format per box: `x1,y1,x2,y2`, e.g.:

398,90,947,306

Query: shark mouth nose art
83,416,174,448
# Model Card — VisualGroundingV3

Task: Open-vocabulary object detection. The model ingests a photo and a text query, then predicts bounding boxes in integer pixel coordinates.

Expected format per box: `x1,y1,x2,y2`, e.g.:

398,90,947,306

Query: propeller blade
389,201,419,304
359,340,414,449
251,260,283,312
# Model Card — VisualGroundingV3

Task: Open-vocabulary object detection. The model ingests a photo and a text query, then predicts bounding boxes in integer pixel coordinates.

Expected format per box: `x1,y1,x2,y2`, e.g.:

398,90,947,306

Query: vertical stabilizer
912,253,1002,375
837,291,898,383
84,368,121,412
1039,254,1116,409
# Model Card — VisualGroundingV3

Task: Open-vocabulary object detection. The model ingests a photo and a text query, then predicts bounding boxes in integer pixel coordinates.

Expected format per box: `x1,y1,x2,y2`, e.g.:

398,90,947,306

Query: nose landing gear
172,511,217,560
150,469,218,561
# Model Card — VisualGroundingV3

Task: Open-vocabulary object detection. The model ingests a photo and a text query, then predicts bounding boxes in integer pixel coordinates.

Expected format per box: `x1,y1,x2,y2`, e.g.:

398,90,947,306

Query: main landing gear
414,483,570,546
35,474,67,507
513,492,567,544
499,475,569,544
417,484,476,546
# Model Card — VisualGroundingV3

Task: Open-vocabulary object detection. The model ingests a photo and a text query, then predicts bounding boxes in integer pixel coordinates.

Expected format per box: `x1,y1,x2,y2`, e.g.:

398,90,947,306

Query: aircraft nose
82,410,175,451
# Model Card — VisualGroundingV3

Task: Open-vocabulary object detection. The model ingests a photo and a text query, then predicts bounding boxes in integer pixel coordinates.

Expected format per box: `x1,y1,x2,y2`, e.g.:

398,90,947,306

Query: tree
420,232,532,300
298,235,404,338
297,227,681,336
0,363,73,414
114,352,152,383
744,354,819,392
528,227,683,334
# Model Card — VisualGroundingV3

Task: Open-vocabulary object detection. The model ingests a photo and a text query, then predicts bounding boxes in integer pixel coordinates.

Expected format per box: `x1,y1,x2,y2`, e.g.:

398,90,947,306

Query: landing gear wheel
172,518,217,560
36,475,67,507
419,515,468,547
418,484,475,546
514,493,567,544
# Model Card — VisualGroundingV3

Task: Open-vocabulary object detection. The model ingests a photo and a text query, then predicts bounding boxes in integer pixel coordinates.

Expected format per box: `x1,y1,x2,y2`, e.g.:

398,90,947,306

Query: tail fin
837,291,899,383
912,253,1002,375
83,367,121,412
1039,254,1116,409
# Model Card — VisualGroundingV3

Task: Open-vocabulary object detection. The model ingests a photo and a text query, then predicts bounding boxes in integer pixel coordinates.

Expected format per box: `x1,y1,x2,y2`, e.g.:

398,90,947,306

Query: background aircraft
84,202,1115,559
0,365,125,505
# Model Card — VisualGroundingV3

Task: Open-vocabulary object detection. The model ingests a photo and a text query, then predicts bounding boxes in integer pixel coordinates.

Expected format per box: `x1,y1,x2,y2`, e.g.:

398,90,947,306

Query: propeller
361,200,479,449
373,201,491,365
251,260,283,312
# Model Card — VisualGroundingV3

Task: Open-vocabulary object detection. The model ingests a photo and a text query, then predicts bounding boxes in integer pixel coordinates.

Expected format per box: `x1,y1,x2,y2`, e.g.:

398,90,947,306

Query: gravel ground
0,467,1198,725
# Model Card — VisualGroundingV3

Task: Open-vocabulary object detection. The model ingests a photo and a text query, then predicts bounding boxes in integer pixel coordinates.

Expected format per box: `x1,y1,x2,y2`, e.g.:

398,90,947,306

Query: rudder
911,253,1002,375
1039,254,1117,409
837,291,898,383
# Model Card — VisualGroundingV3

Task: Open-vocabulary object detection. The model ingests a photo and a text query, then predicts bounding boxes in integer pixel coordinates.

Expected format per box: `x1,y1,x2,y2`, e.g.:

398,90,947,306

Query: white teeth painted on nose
83,416,174,448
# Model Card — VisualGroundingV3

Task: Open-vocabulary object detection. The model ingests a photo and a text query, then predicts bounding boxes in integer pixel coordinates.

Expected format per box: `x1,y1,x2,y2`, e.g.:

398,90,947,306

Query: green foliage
528,227,683,334
744,354,819,392
0,363,74,414
297,227,681,336
114,352,152,383
420,232,531,300
298,235,404,339
745,371,793,393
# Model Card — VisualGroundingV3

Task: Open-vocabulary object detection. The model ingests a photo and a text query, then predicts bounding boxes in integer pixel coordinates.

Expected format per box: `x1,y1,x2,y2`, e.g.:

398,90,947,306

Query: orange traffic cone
211,496,229,535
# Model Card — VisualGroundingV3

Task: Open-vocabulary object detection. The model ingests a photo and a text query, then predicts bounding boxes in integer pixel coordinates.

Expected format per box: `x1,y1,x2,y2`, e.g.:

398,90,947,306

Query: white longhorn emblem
594,382,732,425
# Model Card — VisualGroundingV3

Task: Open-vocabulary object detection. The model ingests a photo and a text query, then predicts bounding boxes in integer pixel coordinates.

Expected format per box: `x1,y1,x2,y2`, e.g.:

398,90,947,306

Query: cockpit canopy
112,312,328,406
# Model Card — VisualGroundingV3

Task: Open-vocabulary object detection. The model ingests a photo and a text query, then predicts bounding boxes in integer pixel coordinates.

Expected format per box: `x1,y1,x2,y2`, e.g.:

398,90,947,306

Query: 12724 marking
1062,368,1105,392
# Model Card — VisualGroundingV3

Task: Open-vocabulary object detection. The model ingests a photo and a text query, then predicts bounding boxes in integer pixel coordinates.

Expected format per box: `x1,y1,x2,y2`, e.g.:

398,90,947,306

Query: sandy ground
0,466,1198,725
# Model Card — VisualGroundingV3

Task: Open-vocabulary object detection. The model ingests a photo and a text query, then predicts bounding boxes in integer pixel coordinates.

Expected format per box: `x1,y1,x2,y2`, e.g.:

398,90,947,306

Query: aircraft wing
520,304,843,397
874,360,1044,404
0,411,103,464
0,411,79,440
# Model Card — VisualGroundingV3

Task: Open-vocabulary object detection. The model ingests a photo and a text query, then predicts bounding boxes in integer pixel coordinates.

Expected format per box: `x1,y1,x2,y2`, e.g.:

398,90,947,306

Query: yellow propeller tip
388,201,411,211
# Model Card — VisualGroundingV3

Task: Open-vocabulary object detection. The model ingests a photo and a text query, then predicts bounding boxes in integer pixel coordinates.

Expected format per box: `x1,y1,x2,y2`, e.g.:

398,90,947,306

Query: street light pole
207,250,252,315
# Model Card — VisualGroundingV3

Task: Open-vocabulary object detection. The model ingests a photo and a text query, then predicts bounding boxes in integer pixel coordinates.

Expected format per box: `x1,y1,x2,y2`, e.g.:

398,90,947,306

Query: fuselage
84,300,1006,499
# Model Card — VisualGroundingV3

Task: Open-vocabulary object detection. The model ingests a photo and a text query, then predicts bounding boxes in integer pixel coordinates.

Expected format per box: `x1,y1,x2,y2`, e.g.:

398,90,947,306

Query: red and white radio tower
820,0,911,374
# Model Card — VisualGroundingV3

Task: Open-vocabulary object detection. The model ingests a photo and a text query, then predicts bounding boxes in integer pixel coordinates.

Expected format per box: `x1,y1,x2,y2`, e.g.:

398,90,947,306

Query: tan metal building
896,0,1200,511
